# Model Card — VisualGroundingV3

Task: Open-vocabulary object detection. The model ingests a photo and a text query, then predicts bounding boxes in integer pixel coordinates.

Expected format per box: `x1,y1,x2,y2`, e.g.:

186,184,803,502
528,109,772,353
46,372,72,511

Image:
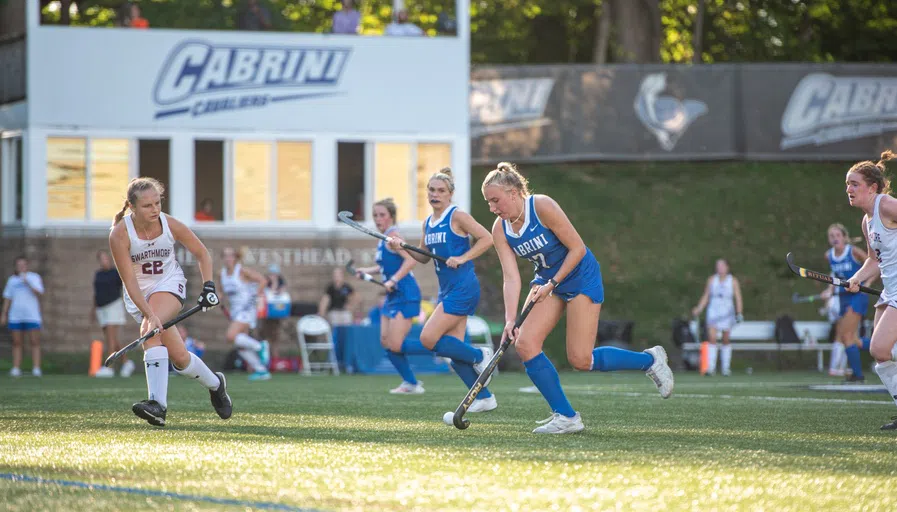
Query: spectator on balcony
238,0,273,31
118,3,149,29
195,198,216,222
332,0,361,35
384,9,424,36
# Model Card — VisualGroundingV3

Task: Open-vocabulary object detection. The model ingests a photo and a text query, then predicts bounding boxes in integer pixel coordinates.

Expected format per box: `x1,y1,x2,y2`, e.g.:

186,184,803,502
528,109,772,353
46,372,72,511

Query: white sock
874,360,897,406
706,343,718,374
144,346,169,408
831,341,845,372
239,349,266,372
890,343,897,362
174,352,221,390
235,333,262,352
720,344,732,374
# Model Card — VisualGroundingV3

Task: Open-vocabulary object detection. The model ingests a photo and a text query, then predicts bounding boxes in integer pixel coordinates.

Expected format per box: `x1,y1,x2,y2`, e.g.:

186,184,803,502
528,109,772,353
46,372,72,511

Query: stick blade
337,211,354,223
785,252,804,277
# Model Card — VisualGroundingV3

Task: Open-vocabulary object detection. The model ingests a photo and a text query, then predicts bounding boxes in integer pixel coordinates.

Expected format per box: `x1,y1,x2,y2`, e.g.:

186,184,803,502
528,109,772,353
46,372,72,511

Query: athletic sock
720,344,733,374
590,346,654,371
144,346,169,409
387,351,418,385
874,361,897,407
845,345,864,378
173,352,221,389
234,333,262,351
400,339,433,355
706,343,719,374
524,352,575,418
433,335,481,364
238,349,266,373
451,360,492,399
830,341,845,372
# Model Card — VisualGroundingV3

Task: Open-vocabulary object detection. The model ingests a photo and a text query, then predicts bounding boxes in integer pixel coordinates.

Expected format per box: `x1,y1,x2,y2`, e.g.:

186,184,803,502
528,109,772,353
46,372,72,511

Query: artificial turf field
2,371,897,511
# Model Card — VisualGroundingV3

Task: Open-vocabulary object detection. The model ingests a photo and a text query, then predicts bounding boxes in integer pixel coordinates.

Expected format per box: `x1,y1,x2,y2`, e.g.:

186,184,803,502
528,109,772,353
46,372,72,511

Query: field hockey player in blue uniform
387,167,498,413
482,162,674,434
353,198,425,394
822,223,870,381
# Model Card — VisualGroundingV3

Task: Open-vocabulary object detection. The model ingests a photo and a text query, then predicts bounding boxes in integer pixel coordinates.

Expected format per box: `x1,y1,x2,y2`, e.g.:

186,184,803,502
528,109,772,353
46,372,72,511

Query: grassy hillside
469,161,860,365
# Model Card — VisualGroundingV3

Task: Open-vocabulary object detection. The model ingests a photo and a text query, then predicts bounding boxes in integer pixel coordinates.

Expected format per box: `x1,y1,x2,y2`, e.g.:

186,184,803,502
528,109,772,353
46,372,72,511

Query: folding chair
296,315,340,376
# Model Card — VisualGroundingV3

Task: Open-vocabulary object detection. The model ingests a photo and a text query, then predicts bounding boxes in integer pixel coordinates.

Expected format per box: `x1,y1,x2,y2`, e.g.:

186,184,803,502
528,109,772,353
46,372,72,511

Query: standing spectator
92,250,134,378
195,198,216,222
318,267,356,326
260,263,288,358
332,0,360,35
118,3,149,29
691,258,744,377
238,0,273,31
384,9,424,36
1,256,44,377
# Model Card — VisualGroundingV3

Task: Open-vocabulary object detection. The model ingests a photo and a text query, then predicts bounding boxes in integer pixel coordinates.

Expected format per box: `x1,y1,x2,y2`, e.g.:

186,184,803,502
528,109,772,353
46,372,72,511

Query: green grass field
3,371,897,511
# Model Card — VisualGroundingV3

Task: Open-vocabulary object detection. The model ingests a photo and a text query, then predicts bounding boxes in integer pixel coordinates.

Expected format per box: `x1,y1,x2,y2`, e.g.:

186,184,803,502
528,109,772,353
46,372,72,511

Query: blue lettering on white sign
152,40,351,119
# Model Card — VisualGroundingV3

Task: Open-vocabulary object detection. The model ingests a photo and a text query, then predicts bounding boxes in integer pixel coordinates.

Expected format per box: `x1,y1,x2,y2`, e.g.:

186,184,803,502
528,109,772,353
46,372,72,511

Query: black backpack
775,315,801,344
672,318,696,347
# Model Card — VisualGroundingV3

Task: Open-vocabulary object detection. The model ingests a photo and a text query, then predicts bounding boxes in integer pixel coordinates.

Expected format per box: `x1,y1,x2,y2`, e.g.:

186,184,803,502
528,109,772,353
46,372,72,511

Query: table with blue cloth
333,324,471,375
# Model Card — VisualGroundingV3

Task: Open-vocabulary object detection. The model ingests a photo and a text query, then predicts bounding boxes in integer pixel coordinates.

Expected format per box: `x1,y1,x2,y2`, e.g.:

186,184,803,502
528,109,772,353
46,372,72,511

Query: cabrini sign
469,78,555,137
780,73,897,149
634,73,708,151
152,40,350,120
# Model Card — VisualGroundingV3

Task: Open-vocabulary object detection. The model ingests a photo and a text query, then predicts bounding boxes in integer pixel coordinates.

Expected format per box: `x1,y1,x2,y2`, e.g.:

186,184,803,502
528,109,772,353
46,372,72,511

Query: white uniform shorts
230,303,258,330
96,300,126,327
706,308,736,331
124,275,188,324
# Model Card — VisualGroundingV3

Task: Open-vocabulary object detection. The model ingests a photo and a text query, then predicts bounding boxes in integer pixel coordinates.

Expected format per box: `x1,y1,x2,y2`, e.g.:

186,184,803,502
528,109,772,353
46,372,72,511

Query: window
139,139,171,213
46,137,87,220
90,139,130,222
373,143,413,223
194,140,224,222
416,143,452,221
233,141,271,221
276,142,312,221
337,142,366,221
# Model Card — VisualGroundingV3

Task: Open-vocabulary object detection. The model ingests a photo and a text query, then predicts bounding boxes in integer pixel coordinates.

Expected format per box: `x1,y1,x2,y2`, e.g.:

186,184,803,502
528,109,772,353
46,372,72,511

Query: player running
220,247,271,381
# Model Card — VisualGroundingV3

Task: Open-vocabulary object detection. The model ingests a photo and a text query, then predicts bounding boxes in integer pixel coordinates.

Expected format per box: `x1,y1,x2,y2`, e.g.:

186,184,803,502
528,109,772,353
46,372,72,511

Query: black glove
198,281,220,312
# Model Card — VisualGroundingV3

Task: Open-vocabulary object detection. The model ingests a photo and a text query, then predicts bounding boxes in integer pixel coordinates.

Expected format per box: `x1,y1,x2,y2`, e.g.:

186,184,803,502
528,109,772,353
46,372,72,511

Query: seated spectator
332,0,361,34
195,198,216,222
318,267,356,326
385,9,424,36
238,0,273,31
121,3,149,29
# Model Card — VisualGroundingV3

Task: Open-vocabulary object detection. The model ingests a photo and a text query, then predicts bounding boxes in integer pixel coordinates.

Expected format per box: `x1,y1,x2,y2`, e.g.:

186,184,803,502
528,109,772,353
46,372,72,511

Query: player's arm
1,280,10,325
318,291,331,317
23,273,44,295
534,195,586,286
852,246,879,286
733,277,744,320
820,250,835,299
692,277,712,317
492,218,522,324
451,210,493,265
109,224,153,319
387,223,431,264
849,216,881,288
168,217,213,283
240,266,268,294
355,265,381,275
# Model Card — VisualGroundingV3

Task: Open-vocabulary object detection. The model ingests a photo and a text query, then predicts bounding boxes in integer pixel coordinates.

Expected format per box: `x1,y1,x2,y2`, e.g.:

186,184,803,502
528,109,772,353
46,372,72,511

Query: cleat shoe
532,412,584,434
258,340,271,369
389,381,425,394
120,360,136,378
473,346,495,387
31,367,42,378
95,366,115,378
132,399,166,427
248,370,272,381
829,369,846,377
9,367,22,378
209,372,233,419
845,374,866,383
645,346,674,398
467,395,498,413
881,416,897,431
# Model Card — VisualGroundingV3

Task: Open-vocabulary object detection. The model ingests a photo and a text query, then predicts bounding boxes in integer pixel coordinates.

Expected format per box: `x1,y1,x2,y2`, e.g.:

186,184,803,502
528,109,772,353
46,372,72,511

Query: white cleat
467,395,498,413
389,381,425,394
120,359,136,378
644,346,674,398
473,346,495,387
9,367,21,378
95,366,115,378
532,412,585,434
31,367,42,378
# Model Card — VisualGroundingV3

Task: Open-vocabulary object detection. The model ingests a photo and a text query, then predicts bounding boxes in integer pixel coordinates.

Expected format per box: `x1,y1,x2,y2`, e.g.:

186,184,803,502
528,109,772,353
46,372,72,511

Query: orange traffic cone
699,341,709,376
89,340,103,376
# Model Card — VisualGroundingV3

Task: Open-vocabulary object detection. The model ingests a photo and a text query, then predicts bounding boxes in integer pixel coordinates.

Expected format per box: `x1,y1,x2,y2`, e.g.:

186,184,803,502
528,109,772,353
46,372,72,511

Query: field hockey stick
786,252,881,296
345,259,385,287
338,211,448,263
104,304,202,367
453,299,537,430
791,292,823,304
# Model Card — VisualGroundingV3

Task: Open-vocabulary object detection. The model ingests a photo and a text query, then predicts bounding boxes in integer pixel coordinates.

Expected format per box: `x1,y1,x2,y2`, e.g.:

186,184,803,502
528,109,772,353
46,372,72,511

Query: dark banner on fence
470,64,897,163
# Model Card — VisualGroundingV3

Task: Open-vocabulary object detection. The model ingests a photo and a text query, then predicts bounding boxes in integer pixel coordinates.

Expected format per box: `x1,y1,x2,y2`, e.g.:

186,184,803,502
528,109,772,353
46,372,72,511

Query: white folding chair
467,315,497,376
296,315,340,376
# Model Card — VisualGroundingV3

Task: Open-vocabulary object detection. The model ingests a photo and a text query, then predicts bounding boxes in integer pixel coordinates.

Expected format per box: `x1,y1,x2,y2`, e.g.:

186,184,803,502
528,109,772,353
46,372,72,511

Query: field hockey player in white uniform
692,259,744,376
842,151,897,430
109,177,232,428
220,247,271,381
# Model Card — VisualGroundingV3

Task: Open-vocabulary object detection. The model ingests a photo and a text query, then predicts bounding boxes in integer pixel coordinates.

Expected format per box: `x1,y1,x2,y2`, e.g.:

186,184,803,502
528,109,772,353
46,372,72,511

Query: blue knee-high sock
524,352,576,418
400,339,433,355
433,335,482,364
386,351,417,385
450,361,492,399
862,337,871,351
845,345,864,378
591,346,654,372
